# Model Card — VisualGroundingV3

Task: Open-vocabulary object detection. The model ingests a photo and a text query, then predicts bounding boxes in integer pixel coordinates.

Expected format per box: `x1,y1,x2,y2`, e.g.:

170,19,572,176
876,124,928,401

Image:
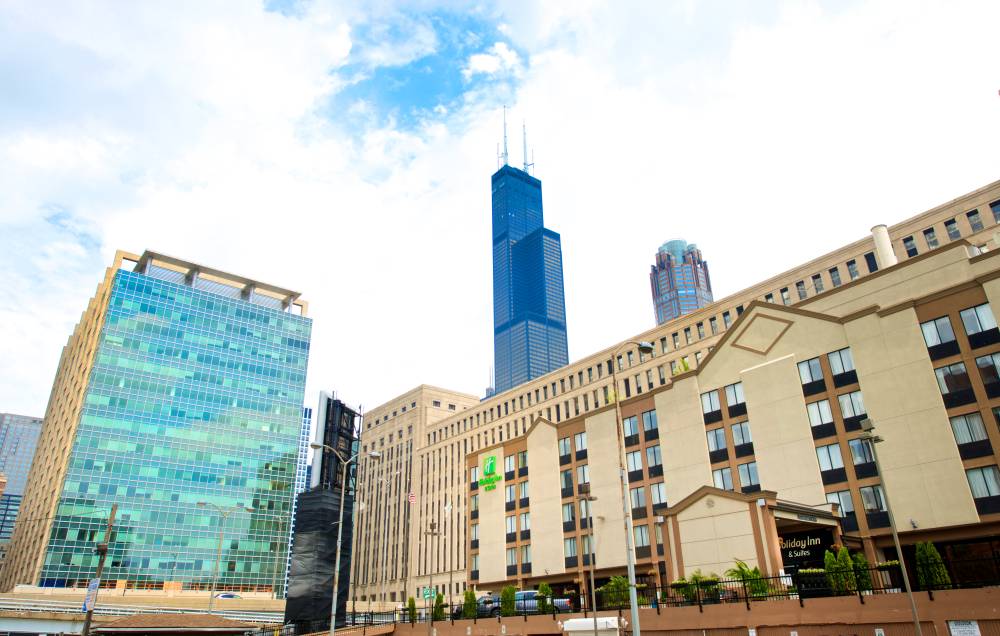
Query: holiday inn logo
483,455,497,476
480,454,502,491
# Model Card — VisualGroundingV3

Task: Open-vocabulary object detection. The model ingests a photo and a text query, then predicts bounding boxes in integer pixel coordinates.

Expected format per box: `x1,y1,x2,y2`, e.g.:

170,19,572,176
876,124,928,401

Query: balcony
728,403,748,418
562,520,575,532
958,439,994,459
520,529,531,541
811,422,836,440
741,484,761,494
735,442,755,458
853,462,878,479
470,539,479,550
833,369,859,388
519,497,529,508
560,486,574,499
625,433,640,447
942,388,977,408
843,415,866,432
709,448,729,464
648,464,663,478
506,532,516,544
506,565,517,576
927,340,961,361
974,495,1000,515
565,556,578,568
575,449,588,461
968,328,1000,349
632,506,647,520
628,469,644,483
866,510,890,528
703,410,723,425
559,454,571,466
644,428,660,442
802,379,826,397
821,467,847,485
518,466,528,477
840,512,859,532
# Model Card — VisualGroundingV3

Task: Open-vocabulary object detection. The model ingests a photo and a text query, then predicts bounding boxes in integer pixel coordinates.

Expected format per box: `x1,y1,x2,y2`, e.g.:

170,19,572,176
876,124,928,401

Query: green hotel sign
480,454,503,491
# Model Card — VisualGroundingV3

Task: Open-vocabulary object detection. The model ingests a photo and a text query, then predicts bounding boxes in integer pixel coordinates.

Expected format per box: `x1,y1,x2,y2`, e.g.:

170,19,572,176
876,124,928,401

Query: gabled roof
665,484,777,517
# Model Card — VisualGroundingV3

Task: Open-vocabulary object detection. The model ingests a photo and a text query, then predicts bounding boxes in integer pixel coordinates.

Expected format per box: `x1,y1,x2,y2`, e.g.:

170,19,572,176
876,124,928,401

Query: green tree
824,549,844,593
725,559,768,597
537,582,553,613
837,547,857,592
599,576,630,609
500,585,516,616
853,552,873,592
433,593,445,620
462,589,477,619
407,597,417,624
916,542,951,590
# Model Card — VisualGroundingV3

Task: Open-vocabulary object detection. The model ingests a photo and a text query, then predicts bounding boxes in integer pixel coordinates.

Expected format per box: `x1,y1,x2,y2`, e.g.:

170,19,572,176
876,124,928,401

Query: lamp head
310,443,323,450
637,341,655,355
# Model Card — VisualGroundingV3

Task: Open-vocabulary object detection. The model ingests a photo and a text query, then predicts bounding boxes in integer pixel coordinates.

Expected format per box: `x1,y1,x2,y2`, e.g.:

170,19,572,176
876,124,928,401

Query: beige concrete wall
526,423,565,577
846,310,979,528
676,495,757,577
742,354,827,504
476,449,507,585
584,409,627,569
981,278,1000,320
655,381,713,506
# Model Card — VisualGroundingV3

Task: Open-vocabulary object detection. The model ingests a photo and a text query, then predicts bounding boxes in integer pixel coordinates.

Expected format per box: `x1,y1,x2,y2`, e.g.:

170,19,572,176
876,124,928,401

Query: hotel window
646,444,662,468
945,218,960,240
796,281,807,300
576,464,590,484
562,503,575,523
967,209,985,232
630,486,646,509
506,515,516,534
860,485,887,513
471,554,479,571
560,470,573,490
807,400,834,427
838,391,866,419
738,461,759,488
960,303,998,338
575,432,588,452
519,512,530,531
848,438,875,465
924,227,939,249
828,347,855,376
673,333,680,348
701,390,721,414
992,200,1000,224
520,544,531,564
564,537,578,557
732,421,752,446
706,428,726,452
432,401,440,407
580,498,591,519
558,437,571,457
725,382,745,406
659,337,668,353
935,362,973,401
697,322,705,339
846,260,860,280
921,316,957,348
588,367,594,382
710,317,718,334
976,353,1000,394
765,293,774,303
626,450,643,472
519,481,529,499
506,548,517,567
723,311,732,328
813,273,825,292
864,252,878,273
816,444,845,471
505,455,515,474
951,412,989,445
642,410,658,433
518,450,528,468
623,416,639,437
470,466,479,482
505,484,516,503
826,490,855,517
650,482,667,506
828,267,842,287
798,358,823,384
685,327,692,344
713,467,734,491
627,351,634,366
471,523,479,540
780,287,791,305
471,494,478,512
966,466,1000,499
633,525,650,548
902,236,918,257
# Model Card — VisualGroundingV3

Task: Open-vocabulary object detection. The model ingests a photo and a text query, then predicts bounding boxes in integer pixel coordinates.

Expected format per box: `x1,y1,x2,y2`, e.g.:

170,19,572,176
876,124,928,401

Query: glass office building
35,256,311,592
492,164,569,394
0,413,43,556
650,240,713,325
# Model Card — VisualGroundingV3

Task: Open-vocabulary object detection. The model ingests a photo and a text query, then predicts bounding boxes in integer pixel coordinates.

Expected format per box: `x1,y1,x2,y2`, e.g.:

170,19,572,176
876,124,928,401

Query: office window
626,450,643,472
828,348,855,375
697,322,705,339
860,485,887,512
672,333,680,348
945,218,960,240
505,484,516,503
798,358,823,384
712,467,733,491
506,515,516,534
732,421,752,445
738,461,759,487
846,260,859,280
701,390,721,414
520,544,531,564
813,273,825,292
623,415,639,437
902,236,918,257
765,293,774,303
642,409,658,432
519,511,530,531
848,438,875,465
864,252,878,273
633,525,650,548
470,494,478,512
950,412,988,445
966,466,1000,499
519,481,529,499
816,444,844,471
723,311,732,328
562,503,575,523
827,490,855,517
923,227,939,249
645,444,662,468
627,351,635,366
576,464,590,484
505,455,515,473
518,450,528,468
838,391,866,418
921,316,956,347
650,482,667,506
560,470,573,490
630,486,646,508
796,281,807,300
960,303,998,336
710,317,718,334
685,327,692,344
558,437,571,457
935,362,971,395
432,400,441,407
780,287,791,305
807,400,834,426
992,200,1000,224
725,382,745,406
706,428,726,452
564,538,577,557
574,432,587,452
967,209,984,232
506,547,517,567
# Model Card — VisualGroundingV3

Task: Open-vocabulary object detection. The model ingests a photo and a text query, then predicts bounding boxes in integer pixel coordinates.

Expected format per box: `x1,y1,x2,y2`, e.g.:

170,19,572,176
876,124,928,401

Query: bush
853,552,873,591
537,582,553,613
407,597,416,623
725,559,769,597
916,542,951,590
432,593,445,620
837,547,857,592
500,585,516,616
599,576,630,608
462,589,477,619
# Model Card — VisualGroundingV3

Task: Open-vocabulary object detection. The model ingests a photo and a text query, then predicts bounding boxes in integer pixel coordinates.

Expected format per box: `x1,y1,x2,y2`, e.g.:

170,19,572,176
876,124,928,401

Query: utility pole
81,503,117,636
424,521,440,636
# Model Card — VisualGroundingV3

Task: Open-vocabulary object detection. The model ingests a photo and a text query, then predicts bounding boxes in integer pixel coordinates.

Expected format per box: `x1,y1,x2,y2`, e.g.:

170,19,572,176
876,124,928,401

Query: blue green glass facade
38,267,311,591
0,413,43,547
492,165,569,394
650,239,713,325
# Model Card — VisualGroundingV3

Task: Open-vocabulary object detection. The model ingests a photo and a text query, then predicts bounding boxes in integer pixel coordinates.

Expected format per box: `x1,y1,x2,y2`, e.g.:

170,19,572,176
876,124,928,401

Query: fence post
742,578,750,611
696,582,703,613
655,584,660,616
855,567,864,605
793,573,803,609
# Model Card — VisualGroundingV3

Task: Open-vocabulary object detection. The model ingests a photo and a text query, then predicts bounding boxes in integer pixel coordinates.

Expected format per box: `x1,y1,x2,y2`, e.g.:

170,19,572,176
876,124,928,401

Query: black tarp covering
284,489,354,629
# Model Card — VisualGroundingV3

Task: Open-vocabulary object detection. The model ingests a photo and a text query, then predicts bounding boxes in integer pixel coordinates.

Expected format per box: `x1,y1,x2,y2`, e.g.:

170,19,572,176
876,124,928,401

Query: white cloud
463,41,521,79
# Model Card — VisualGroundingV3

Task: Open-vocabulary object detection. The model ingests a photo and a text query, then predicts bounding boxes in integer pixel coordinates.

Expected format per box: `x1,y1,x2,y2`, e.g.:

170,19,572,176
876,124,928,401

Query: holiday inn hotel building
0,251,311,594
352,179,1000,608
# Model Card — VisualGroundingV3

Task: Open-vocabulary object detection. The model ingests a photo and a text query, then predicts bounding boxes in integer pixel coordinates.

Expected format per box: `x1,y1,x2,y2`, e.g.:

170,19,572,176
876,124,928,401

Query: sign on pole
82,578,100,612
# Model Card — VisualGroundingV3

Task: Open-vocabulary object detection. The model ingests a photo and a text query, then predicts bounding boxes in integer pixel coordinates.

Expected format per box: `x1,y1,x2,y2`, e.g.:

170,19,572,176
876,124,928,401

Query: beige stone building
352,180,1000,607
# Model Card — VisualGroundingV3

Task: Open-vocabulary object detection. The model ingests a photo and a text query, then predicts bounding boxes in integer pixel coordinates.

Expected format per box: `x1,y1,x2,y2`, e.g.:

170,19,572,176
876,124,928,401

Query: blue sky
0,0,998,417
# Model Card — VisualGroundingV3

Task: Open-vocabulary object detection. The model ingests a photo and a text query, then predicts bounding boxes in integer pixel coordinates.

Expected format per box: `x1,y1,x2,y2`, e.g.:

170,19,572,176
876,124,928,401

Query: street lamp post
311,443,382,636
859,420,922,636
609,340,654,636
579,495,599,636
424,521,441,636
196,502,254,615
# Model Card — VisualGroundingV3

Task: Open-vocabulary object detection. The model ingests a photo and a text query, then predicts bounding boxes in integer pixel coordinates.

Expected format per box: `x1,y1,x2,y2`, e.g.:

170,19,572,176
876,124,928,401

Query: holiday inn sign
480,454,503,491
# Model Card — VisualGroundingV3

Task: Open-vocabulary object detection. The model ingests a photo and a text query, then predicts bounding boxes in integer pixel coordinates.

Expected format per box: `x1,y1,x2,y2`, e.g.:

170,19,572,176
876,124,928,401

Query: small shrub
600,576,630,608
462,589,477,619
537,582,553,613
916,542,951,590
726,559,768,597
407,597,416,623
500,585,516,616
837,547,857,592
853,553,873,591
433,593,445,620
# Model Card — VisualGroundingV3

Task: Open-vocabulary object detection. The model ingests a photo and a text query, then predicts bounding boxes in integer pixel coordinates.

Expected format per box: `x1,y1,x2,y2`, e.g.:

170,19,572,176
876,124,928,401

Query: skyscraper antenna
522,120,533,174
502,105,509,166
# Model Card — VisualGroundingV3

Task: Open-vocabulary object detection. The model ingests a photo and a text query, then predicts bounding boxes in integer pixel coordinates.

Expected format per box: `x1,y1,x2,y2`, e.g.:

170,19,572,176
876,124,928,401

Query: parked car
514,590,572,614
452,594,501,618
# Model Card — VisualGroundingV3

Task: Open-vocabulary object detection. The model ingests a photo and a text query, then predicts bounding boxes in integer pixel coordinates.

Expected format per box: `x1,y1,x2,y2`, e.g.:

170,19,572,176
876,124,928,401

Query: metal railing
0,596,283,623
